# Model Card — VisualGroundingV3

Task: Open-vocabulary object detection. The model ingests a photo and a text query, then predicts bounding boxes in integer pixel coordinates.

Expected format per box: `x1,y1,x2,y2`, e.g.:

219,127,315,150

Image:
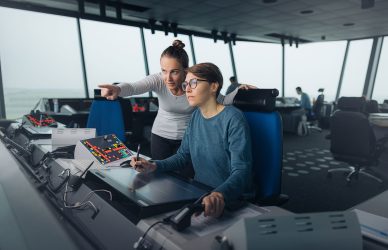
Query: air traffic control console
21,110,58,139
74,134,133,167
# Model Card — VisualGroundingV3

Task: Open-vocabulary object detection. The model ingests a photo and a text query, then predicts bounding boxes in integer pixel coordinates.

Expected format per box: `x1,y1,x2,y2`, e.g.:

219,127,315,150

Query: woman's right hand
130,157,157,173
98,84,121,100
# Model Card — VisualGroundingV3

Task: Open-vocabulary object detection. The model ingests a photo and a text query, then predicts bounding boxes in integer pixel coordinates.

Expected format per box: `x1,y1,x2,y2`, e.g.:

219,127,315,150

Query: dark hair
229,76,237,82
296,87,302,91
160,40,189,69
187,63,223,97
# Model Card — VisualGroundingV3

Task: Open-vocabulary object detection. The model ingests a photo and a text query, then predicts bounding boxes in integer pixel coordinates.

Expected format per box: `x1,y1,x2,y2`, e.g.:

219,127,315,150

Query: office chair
234,89,288,205
366,99,379,114
307,93,324,132
86,99,126,142
327,97,388,184
336,97,367,113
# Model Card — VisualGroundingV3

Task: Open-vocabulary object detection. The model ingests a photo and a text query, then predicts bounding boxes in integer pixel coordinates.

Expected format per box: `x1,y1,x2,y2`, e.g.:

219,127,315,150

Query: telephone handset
169,192,210,231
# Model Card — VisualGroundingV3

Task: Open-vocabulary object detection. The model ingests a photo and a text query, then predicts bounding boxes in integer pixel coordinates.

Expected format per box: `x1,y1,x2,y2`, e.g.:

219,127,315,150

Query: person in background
312,88,324,118
99,40,253,178
130,62,253,218
296,86,312,117
225,76,241,95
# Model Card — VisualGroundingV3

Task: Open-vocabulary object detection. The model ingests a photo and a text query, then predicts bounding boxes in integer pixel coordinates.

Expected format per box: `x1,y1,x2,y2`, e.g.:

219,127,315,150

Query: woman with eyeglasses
130,62,253,218
99,40,253,177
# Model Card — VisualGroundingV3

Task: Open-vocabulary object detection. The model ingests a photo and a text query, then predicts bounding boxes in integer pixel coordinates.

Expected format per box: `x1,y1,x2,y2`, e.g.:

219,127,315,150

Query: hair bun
172,40,185,49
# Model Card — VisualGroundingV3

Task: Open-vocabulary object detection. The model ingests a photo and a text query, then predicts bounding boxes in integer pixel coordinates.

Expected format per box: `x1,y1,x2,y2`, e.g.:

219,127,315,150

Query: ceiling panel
3,0,388,43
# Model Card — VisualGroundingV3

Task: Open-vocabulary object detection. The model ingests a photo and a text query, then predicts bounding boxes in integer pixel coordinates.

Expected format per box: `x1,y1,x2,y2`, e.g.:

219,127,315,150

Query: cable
33,150,73,169
46,168,71,193
63,180,112,216
63,181,98,214
134,220,168,249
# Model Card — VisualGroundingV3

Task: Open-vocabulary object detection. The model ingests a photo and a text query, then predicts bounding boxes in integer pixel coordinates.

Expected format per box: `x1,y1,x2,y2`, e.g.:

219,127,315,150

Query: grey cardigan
118,73,238,140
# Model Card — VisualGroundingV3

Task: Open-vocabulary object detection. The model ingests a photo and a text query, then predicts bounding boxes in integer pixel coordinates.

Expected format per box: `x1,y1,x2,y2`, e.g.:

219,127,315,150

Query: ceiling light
161,21,169,36
148,19,156,34
211,30,218,43
230,33,237,45
221,31,228,44
300,10,314,14
170,23,178,37
262,0,278,3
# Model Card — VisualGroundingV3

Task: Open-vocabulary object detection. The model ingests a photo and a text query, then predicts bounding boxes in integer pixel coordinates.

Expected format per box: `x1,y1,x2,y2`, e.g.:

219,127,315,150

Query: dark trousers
151,133,194,178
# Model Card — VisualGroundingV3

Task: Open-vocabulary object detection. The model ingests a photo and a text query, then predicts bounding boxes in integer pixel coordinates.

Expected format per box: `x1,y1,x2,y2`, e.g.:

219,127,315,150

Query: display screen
24,113,57,127
80,134,132,165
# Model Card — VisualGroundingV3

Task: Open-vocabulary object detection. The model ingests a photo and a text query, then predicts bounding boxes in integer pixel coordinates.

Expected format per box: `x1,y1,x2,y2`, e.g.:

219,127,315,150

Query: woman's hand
130,157,157,173
98,84,121,100
238,84,257,90
202,192,225,218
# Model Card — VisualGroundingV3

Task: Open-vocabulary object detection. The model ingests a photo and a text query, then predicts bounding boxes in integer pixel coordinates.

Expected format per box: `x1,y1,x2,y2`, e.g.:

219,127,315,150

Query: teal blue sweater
155,106,253,204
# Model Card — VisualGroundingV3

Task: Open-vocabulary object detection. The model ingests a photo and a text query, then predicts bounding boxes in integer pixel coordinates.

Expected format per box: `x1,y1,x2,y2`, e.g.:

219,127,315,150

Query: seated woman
131,62,253,218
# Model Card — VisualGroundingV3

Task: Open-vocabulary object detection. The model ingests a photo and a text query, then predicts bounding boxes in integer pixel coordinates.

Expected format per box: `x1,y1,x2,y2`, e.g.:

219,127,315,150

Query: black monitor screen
89,168,208,205
80,134,132,165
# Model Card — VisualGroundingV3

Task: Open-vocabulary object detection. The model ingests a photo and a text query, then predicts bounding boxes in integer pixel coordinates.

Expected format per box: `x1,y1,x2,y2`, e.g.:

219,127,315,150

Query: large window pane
233,41,282,94
144,30,193,74
0,7,85,119
192,37,233,95
372,37,388,103
285,41,346,102
339,39,373,98
80,20,146,97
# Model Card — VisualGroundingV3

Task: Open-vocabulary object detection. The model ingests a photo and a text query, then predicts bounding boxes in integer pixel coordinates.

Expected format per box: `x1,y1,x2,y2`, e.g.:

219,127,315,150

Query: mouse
120,159,132,168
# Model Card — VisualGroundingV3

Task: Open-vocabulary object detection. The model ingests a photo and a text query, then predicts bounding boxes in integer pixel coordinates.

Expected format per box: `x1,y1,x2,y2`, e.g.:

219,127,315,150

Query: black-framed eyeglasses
182,78,208,90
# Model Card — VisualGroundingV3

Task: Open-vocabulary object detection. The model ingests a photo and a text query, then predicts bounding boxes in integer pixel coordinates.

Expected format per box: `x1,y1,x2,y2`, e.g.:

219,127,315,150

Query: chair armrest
376,136,388,149
376,136,388,156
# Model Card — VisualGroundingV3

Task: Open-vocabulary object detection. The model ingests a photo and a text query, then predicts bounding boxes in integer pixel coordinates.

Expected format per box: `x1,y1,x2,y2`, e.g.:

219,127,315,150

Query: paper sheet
51,128,96,145
55,158,94,176
190,206,263,237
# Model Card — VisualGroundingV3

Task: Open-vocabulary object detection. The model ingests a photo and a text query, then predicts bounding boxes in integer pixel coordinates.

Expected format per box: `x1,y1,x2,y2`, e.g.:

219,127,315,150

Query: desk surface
137,205,290,250
369,113,388,128
353,190,388,218
352,191,388,250
0,141,81,250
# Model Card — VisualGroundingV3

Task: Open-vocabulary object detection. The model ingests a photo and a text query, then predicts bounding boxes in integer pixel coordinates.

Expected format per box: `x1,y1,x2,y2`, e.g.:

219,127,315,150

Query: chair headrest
233,89,279,112
366,100,379,113
337,97,366,112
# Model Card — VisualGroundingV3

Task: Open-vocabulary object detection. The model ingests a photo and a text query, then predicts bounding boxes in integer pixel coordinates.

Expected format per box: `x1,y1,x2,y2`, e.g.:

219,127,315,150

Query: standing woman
99,40,243,167
130,63,253,218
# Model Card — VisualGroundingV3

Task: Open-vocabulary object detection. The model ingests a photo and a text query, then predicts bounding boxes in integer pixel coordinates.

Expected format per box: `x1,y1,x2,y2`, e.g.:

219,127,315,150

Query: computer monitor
46,98,93,113
75,134,133,167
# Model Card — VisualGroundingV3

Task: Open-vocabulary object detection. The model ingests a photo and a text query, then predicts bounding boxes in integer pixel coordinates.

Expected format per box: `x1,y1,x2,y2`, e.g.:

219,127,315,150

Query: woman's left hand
238,84,257,90
202,192,225,218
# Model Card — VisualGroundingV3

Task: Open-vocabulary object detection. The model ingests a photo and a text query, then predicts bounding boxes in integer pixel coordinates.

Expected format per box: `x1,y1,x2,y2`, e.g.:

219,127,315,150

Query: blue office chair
234,89,288,205
87,99,126,142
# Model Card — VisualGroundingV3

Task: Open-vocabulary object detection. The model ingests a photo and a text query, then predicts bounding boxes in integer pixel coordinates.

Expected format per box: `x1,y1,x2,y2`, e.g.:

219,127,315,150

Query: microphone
68,161,94,190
